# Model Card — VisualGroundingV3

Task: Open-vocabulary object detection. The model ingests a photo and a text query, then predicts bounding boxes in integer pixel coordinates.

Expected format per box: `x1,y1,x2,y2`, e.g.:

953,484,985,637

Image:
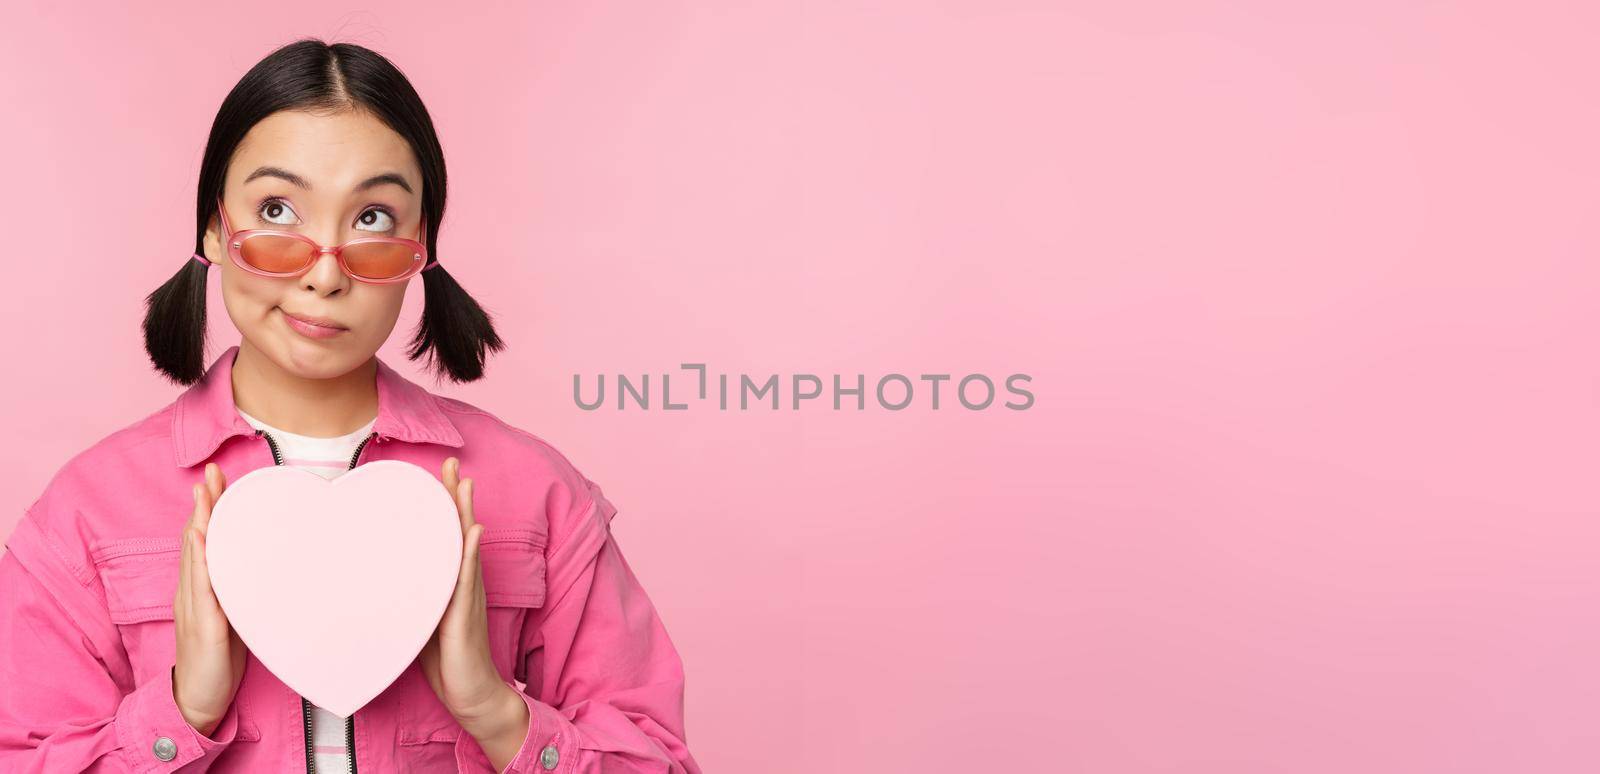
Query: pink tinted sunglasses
190,196,438,283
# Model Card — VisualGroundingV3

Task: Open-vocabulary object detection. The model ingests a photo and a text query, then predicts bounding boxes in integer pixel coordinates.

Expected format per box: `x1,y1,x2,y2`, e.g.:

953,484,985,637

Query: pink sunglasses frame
192,195,439,283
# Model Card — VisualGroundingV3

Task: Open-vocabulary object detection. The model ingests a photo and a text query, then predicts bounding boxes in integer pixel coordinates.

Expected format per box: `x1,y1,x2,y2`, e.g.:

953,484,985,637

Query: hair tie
422,259,440,272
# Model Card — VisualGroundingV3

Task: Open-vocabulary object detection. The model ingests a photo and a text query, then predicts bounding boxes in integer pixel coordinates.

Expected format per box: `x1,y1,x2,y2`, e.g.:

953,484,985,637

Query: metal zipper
259,428,379,774
301,697,316,773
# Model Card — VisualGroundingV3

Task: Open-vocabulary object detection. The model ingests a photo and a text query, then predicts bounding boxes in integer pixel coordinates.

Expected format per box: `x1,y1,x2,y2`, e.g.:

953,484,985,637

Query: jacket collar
171,345,464,468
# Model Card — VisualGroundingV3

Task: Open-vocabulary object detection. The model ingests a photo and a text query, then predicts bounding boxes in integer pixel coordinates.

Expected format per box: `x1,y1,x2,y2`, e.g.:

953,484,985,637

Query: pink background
4,2,1597,772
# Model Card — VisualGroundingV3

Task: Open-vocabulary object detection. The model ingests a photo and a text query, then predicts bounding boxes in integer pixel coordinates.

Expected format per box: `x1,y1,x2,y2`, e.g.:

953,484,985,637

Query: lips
279,308,348,331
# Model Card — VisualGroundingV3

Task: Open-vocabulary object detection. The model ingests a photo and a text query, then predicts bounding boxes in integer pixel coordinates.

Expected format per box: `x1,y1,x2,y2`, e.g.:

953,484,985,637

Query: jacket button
539,743,559,769
152,735,178,761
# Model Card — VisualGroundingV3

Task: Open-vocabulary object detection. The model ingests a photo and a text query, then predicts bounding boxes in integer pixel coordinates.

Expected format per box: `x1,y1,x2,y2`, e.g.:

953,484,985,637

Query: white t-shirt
236,406,377,772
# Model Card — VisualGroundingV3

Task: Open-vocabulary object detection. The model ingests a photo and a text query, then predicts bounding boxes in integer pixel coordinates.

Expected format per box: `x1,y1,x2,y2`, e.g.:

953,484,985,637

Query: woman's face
203,108,425,379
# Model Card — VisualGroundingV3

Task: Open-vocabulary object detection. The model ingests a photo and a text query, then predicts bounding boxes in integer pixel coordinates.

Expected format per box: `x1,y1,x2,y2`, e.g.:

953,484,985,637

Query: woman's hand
173,463,248,736
420,457,531,769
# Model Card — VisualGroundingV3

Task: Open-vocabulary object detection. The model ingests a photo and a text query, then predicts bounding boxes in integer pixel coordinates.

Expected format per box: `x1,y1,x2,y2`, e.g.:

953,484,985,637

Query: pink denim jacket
0,345,701,773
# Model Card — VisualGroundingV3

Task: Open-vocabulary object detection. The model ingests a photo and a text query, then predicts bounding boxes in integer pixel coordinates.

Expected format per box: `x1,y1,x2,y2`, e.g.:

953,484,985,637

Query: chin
275,338,362,377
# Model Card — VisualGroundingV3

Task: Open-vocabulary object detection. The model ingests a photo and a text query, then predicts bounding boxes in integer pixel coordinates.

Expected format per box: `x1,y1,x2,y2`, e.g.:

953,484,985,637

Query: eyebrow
242,166,414,195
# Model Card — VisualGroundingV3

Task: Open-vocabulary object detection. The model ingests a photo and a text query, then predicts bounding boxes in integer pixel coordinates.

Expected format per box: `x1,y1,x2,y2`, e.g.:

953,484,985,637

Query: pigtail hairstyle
142,37,505,386
142,255,213,386
409,261,505,383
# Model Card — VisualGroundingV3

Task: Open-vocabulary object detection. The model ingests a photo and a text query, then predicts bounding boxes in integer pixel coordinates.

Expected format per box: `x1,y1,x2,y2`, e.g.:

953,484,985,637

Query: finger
180,485,202,580
457,478,477,533
190,527,220,613
177,488,196,611
457,523,483,599
442,457,460,496
206,463,225,502
438,523,480,632
468,522,487,613
194,468,217,534
199,463,228,532
186,525,205,622
472,524,487,610
447,462,472,535
185,483,201,535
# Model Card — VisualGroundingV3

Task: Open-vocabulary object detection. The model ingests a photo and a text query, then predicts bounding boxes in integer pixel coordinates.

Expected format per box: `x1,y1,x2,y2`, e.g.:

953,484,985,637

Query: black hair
142,38,505,385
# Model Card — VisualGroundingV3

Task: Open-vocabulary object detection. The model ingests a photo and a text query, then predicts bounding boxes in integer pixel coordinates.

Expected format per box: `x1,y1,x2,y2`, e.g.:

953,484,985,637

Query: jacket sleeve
455,478,700,773
0,507,241,772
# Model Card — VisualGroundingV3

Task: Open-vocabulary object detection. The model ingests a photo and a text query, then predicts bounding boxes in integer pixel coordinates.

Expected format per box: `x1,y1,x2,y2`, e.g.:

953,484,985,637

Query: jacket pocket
478,528,547,681
93,537,183,626
91,537,182,676
395,719,461,773
90,536,262,742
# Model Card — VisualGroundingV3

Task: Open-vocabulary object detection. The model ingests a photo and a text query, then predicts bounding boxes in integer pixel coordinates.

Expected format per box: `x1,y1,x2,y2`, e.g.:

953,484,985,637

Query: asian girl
0,38,699,773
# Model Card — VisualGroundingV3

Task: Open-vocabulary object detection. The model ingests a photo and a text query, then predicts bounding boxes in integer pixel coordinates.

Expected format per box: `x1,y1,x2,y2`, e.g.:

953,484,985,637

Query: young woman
0,39,700,773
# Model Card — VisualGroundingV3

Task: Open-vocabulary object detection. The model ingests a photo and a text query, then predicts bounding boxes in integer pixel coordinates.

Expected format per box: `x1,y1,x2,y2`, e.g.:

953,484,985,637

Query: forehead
228,109,421,194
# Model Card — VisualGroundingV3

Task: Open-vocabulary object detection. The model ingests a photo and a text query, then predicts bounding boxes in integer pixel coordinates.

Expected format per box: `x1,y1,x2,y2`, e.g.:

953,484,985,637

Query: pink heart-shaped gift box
204,459,463,717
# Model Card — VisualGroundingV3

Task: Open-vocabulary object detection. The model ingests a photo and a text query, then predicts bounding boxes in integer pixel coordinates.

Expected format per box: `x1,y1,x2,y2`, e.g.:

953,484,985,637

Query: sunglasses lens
239,235,315,274
343,241,421,280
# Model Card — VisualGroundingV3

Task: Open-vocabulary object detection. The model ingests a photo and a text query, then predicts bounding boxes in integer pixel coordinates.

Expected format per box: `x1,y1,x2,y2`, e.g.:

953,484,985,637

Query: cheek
347,287,408,339
218,275,280,326
373,287,408,322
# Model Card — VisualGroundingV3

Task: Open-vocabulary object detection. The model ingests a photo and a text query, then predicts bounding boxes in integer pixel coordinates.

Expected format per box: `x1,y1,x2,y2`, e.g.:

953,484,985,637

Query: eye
258,197,299,226
356,207,396,233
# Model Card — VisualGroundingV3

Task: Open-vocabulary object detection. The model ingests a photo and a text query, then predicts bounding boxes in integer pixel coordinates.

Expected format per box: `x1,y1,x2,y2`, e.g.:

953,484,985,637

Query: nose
301,246,349,293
